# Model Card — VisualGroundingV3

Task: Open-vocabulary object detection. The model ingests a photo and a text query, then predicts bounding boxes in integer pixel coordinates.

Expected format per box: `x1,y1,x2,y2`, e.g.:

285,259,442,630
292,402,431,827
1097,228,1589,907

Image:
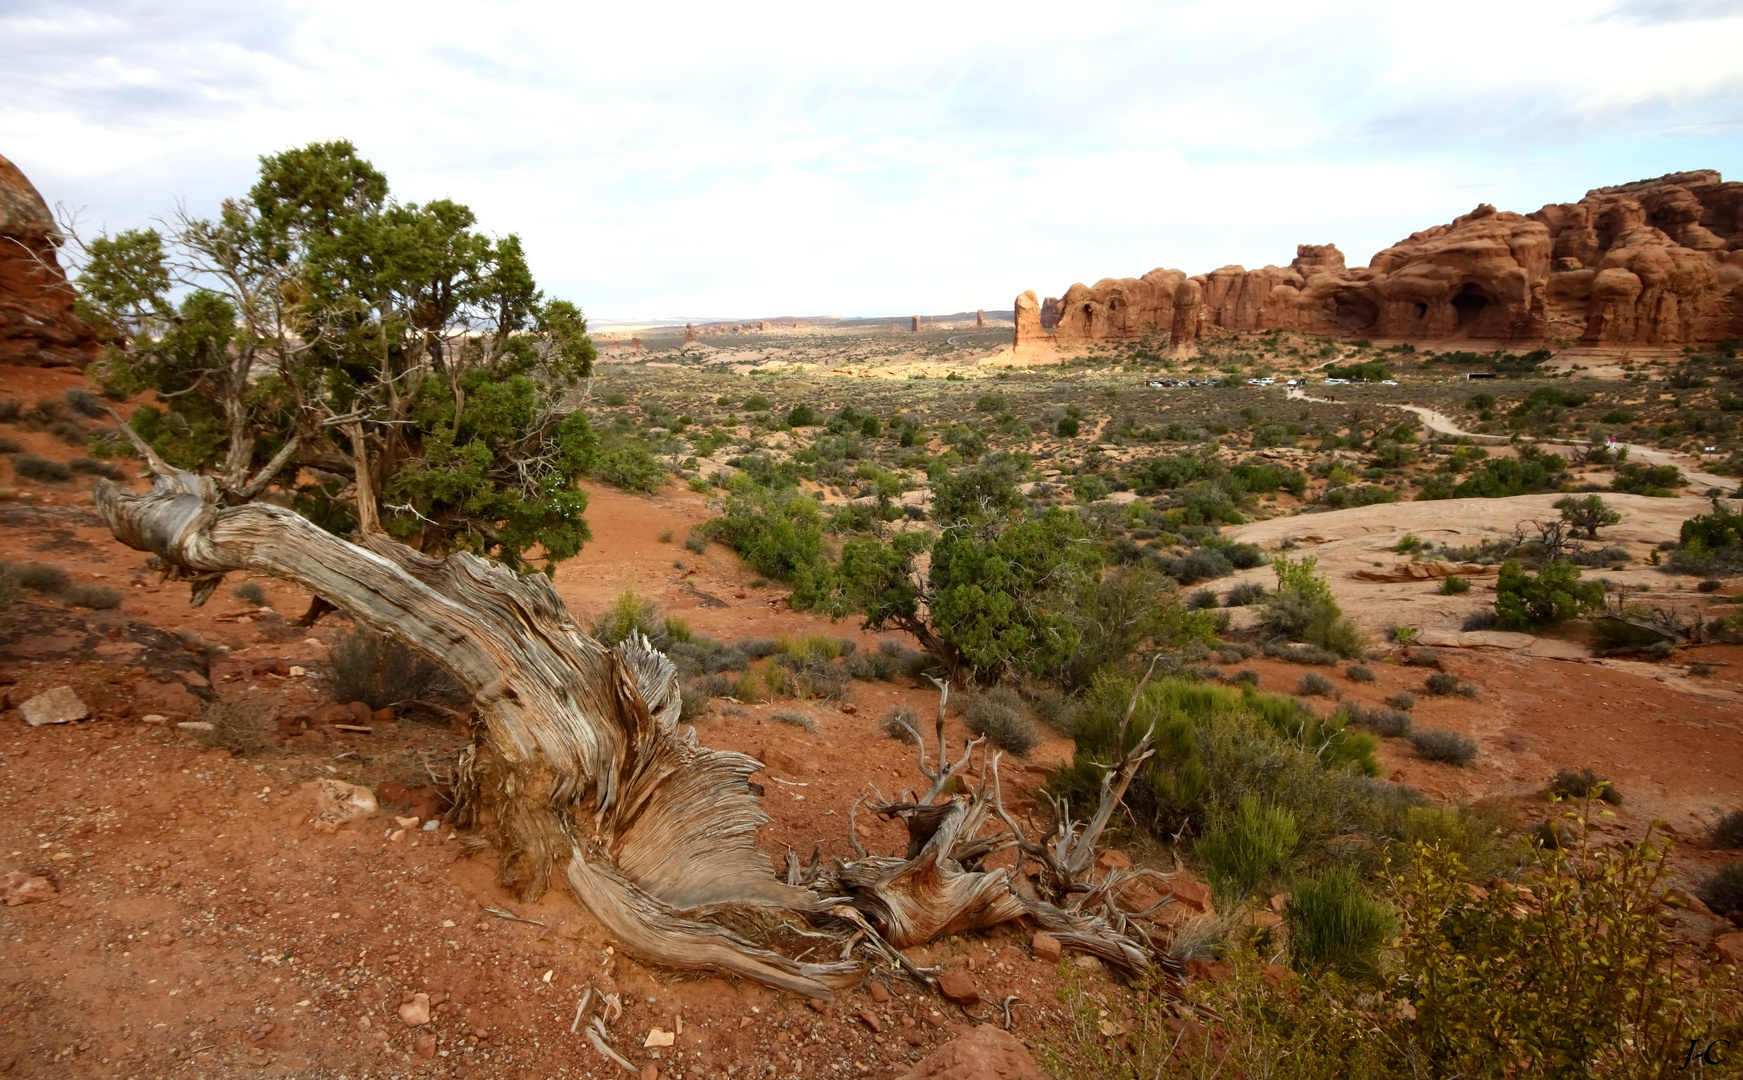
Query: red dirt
1,364,1740,1077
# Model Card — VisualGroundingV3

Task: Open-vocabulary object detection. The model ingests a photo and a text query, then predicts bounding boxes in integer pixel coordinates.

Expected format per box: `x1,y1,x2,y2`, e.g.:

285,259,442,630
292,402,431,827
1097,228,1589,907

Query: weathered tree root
93,451,1175,1000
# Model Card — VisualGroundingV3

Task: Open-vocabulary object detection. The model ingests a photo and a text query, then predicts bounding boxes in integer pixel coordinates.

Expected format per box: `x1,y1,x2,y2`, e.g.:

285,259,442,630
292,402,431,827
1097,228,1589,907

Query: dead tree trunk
95,453,1174,1000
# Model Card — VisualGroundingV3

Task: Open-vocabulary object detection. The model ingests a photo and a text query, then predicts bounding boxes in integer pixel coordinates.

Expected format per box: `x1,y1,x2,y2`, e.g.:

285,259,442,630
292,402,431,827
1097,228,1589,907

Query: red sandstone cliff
0,154,97,368
1017,169,1743,351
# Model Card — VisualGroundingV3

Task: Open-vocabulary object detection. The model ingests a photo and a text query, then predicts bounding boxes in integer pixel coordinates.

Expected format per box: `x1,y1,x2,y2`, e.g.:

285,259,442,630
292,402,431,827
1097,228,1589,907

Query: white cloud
3,0,1740,318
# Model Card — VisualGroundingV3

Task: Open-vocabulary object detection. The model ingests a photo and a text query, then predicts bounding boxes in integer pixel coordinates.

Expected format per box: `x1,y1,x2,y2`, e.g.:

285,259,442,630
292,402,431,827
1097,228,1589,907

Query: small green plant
1424,671,1460,695
1388,624,1419,645
1197,797,1299,902
1439,575,1471,595
1547,766,1622,805
1288,865,1395,979
683,532,707,554
1225,581,1267,607
1186,588,1219,610
657,527,674,543
731,669,761,703
1392,532,1424,553
1055,415,1080,437
591,584,663,646
1495,559,1605,630
1409,727,1477,765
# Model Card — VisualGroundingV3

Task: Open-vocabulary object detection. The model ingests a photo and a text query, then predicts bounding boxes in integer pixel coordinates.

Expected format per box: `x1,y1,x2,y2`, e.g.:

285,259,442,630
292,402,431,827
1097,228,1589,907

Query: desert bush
63,584,121,609
1,561,70,594
1262,641,1338,666
63,388,107,418
1697,863,1743,918
1712,809,1743,849
1288,865,1395,979
1261,554,1365,658
1175,547,1234,585
1198,797,1298,902
963,686,1039,755
1438,575,1471,595
880,705,921,743
1186,588,1219,610
67,457,124,480
1461,609,1499,631
1230,668,1259,686
736,637,778,659
1024,684,1080,733
1403,646,1441,667
48,421,86,445
770,708,817,733
845,650,898,681
192,700,272,755
1547,766,1622,805
590,584,664,647
327,628,460,711
731,670,761,703
1495,559,1604,629
683,532,707,554
1611,461,1684,496
775,633,844,663
1215,642,1257,663
12,454,72,482
1410,727,1477,766
1344,704,1412,738
593,438,666,493
0,398,19,422
687,672,736,700
1554,494,1622,538
233,582,268,606
1344,664,1375,683
1384,691,1417,711
0,436,18,453
677,679,712,721
1224,581,1267,606
1297,672,1337,697
1423,671,1460,695
1387,623,1420,644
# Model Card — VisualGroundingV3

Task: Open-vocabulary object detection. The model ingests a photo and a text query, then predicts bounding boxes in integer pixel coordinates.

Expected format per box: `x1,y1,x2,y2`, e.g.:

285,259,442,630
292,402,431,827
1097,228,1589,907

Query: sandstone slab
21,686,88,726
897,1024,1049,1080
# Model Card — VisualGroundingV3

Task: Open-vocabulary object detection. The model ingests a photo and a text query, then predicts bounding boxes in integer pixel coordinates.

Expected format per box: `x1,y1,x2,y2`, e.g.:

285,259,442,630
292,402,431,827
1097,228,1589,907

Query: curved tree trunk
94,455,1167,1001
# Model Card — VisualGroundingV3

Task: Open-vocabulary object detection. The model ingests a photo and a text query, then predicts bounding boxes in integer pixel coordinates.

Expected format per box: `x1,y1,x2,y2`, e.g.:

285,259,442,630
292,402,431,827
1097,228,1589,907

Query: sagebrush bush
1384,691,1417,711
1288,865,1395,979
1410,727,1477,766
1344,704,1412,738
69,456,125,480
63,584,120,610
1186,588,1219,611
63,388,107,419
880,705,921,743
1225,582,1268,607
0,398,19,422
233,582,268,606
677,679,710,721
1547,766,1622,805
770,708,817,732
1263,641,1339,666
590,585,664,647
0,436,19,454
1024,684,1080,733
963,686,1038,755
1344,664,1375,683
1438,575,1471,595
1,561,70,594
845,650,899,681
731,669,761,703
193,700,271,755
1198,797,1298,902
1230,668,1260,686
1423,671,1461,695
1297,672,1337,697
1712,809,1743,849
1698,863,1743,916
327,628,460,711
12,454,72,482
1461,609,1500,631
736,637,778,659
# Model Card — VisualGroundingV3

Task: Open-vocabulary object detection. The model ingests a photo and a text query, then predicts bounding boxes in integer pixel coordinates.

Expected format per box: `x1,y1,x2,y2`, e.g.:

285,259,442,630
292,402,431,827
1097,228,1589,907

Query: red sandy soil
1,364,1740,1079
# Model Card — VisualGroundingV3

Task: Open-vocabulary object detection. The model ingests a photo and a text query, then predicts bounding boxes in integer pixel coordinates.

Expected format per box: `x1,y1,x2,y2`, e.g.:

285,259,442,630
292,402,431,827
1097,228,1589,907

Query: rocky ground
3,359,1742,1079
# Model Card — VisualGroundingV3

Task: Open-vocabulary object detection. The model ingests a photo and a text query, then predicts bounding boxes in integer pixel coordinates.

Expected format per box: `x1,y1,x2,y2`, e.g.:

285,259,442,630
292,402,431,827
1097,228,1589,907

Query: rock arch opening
1332,290,1378,332
1452,283,1492,329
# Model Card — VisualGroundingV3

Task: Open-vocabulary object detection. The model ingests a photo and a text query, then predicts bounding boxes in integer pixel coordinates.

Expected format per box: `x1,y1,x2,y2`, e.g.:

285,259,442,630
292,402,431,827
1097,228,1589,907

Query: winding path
1285,388,1736,493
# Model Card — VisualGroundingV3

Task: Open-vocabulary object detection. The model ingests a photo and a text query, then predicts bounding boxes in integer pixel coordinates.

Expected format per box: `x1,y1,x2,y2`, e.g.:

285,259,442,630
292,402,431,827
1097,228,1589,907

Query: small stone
857,1008,884,1033
1073,955,1103,973
807,997,830,1015
1096,849,1133,871
1030,932,1062,962
399,992,431,1026
1,870,56,906
305,779,378,834
640,1066,659,1080
21,686,88,726
288,666,306,677
895,1023,1046,1080
141,713,167,724
644,1028,675,1048
413,1032,436,1058
177,721,214,733
1712,932,1743,965
867,981,891,1003
1164,878,1214,913
395,816,421,830
934,971,979,1006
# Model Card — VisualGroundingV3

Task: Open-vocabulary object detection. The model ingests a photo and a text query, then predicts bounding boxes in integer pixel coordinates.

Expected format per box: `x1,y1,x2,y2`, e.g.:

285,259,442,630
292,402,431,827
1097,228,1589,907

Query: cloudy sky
4,0,1742,322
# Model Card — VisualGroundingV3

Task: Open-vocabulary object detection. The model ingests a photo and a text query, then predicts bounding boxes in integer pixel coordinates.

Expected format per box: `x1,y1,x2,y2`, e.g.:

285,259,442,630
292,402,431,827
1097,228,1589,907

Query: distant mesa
0,153,98,368
1016,169,1743,351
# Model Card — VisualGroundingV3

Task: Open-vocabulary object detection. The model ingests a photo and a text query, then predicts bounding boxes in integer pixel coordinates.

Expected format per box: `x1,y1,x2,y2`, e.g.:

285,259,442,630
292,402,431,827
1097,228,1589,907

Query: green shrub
1712,809,1743,849
1288,865,1395,979
1198,797,1298,902
590,585,664,646
1225,581,1267,607
743,394,770,412
1186,588,1219,610
1612,461,1684,496
1547,766,1621,805
593,438,666,493
1344,664,1375,683
1393,532,1423,554
1344,704,1412,738
1697,863,1743,917
1261,554,1363,657
770,708,817,732
2,561,70,594
1055,415,1080,437
1495,558,1604,629
963,686,1039,755
1384,691,1416,711
1423,671,1460,695
1410,727,1477,765
786,403,820,427
1439,575,1471,595
1297,672,1337,697
1554,494,1622,539
13,454,72,482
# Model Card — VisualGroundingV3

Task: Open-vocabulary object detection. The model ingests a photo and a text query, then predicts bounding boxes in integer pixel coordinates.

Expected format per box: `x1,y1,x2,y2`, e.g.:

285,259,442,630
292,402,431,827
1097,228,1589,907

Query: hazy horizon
5,0,1742,323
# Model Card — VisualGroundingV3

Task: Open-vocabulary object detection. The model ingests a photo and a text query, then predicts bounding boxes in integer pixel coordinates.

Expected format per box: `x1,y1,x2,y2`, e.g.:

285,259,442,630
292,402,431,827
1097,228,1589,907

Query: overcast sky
4,0,1742,322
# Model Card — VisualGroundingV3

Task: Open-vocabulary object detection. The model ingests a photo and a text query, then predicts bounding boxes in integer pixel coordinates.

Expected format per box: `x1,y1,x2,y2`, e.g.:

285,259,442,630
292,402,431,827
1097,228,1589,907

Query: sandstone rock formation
0,153,97,367
1017,170,1743,351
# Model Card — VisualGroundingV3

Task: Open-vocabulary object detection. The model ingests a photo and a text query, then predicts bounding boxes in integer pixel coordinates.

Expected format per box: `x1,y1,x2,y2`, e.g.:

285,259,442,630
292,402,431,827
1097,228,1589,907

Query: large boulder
0,154,98,368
